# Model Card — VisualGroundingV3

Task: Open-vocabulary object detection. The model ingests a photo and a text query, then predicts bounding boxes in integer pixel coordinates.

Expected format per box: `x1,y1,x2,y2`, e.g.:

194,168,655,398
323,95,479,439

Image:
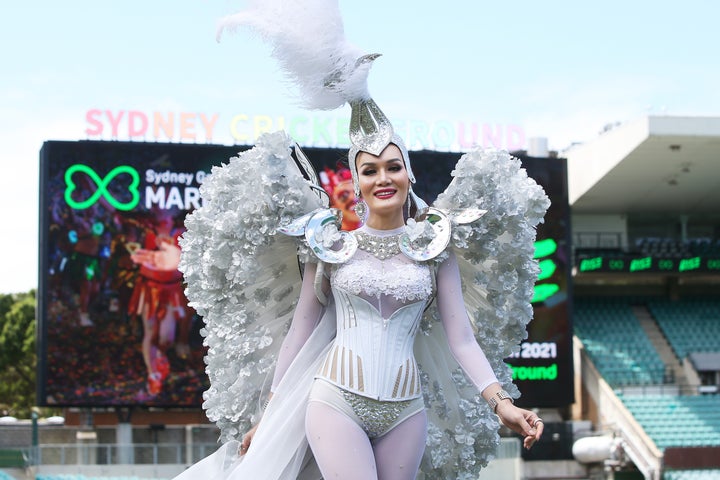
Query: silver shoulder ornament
399,207,487,262
278,208,358,264
278,205,487,265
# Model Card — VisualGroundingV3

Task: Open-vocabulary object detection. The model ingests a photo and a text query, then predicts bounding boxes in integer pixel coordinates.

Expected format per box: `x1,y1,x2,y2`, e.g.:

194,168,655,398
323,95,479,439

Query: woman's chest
331,254,433,303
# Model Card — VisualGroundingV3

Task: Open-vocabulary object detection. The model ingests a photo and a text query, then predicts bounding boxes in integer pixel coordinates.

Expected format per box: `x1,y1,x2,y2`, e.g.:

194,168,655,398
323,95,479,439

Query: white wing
179,131,323,442
415,148,550,478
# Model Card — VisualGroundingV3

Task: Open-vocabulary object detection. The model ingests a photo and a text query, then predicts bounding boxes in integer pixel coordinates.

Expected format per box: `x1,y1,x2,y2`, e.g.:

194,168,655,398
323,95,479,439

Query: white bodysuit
270,225,499,440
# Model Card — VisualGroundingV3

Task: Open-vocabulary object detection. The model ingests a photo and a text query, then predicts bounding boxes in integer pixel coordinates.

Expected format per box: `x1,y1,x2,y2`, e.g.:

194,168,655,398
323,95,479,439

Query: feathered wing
179,131,323,443
217,0,371,110
415,148,550,479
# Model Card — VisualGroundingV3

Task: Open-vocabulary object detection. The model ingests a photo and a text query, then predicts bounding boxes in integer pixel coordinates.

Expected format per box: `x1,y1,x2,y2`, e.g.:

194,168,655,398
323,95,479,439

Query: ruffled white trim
332,254,432,304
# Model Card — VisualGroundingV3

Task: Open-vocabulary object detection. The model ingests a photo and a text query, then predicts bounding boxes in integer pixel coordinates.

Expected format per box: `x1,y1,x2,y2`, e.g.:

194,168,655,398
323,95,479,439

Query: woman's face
355,144,410,218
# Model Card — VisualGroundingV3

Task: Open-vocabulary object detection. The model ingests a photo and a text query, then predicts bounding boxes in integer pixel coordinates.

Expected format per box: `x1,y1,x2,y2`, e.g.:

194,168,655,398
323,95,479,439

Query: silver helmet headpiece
347,98,428,219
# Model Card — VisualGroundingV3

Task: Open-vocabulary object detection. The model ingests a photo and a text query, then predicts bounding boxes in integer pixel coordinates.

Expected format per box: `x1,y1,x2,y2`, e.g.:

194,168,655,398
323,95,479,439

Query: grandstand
574,298,667,386
568,115,720,480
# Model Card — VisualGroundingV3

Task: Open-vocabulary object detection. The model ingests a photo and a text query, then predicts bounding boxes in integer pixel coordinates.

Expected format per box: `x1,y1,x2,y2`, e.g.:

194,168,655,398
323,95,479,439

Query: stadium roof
564,116,720,215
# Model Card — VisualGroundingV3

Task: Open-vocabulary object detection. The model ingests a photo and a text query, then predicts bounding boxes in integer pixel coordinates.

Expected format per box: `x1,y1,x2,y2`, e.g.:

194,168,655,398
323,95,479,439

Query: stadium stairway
631,305,692,390
574,299,667,386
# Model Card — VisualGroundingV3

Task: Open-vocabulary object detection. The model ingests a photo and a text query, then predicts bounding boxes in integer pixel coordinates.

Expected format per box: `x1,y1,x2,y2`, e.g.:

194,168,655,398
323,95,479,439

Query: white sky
1,0,719,293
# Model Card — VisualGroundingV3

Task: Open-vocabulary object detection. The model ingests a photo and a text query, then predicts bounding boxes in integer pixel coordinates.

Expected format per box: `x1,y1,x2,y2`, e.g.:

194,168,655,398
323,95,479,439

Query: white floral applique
317,223,341,248
404,218,433,242
332,254,432,303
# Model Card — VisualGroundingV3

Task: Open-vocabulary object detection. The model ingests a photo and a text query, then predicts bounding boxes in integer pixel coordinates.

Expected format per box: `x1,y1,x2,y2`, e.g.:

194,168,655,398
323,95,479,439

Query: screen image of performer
174,1,550,478
129,215,191,397
320,164,362,231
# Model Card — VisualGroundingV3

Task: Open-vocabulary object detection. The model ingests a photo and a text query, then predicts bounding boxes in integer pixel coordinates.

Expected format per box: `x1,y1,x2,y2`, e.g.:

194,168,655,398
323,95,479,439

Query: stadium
563,115,720,480
1,113,719,480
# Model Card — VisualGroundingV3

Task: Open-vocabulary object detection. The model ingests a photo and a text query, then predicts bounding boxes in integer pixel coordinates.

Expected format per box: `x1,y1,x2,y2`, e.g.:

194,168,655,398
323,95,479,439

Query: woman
242,141,543,480
178,128,549,479
177,2,550,477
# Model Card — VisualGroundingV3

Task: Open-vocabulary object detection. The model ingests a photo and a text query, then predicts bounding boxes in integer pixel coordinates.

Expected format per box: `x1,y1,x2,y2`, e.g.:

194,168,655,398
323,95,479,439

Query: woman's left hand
494,401,544,449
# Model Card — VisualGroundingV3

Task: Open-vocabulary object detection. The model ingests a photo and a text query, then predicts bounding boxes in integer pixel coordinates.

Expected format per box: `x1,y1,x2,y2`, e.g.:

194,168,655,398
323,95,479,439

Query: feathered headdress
217,0,374,111
217,0,428,218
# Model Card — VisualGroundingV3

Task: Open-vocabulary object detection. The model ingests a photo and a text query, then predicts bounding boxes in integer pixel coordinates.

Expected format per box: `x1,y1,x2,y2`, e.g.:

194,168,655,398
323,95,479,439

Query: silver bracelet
487,390,514,413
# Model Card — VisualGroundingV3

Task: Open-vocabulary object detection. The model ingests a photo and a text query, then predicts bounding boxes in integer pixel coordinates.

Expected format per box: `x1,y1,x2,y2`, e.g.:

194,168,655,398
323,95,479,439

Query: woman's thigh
305,401,378,480
372,409,427,480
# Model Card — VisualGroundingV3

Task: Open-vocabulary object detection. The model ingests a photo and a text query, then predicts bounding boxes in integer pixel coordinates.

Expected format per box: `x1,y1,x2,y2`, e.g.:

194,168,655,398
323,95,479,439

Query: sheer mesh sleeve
436,251,498,393
270,261,326,391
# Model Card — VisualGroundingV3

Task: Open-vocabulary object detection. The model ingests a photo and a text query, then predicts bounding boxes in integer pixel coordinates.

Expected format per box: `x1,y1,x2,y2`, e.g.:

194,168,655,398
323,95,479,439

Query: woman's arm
241,261,327,455
270,261,327,390
435,251,497,391
436,251,543,448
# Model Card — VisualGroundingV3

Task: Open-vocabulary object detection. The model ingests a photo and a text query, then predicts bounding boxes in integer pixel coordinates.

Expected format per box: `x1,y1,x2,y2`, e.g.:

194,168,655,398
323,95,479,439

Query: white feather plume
217,0,377,110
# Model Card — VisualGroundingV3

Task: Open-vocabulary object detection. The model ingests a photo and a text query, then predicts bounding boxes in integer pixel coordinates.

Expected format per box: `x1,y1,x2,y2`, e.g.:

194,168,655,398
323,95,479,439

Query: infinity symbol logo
64,164,141,211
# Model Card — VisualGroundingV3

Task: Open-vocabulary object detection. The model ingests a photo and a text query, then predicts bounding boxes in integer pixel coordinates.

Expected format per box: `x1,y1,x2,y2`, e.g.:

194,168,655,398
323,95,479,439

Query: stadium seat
575,298,665,386
646,299,720,360
622,395,720,450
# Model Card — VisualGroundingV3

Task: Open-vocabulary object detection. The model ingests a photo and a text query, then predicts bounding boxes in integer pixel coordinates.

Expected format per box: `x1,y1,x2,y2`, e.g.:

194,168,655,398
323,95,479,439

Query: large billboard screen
39,140,571,408
38,141,240,407
507,154,573,408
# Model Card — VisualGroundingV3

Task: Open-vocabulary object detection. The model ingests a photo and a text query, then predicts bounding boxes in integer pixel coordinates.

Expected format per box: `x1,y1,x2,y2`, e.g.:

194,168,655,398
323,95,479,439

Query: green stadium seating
622,395,720,450
646,299,720,360
0,448,27,468
575,298,665,386
664,469,720,480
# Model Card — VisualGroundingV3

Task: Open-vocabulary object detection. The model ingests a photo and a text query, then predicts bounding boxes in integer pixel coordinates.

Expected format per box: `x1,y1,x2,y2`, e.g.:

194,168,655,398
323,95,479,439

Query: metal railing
24,442,220,466
18,439,518,467
573,232,624,250
575,337,663,480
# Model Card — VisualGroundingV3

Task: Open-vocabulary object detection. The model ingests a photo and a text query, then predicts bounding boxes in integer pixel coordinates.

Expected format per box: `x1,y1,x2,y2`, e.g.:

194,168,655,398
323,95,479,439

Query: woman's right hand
239,424,259,455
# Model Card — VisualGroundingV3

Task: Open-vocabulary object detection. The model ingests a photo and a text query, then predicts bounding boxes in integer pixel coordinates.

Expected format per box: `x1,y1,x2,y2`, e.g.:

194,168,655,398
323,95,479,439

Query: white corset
317,226,435,400
317,286,427,400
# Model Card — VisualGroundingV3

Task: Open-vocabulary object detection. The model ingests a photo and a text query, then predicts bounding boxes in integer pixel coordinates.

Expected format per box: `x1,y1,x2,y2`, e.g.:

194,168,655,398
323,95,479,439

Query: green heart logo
64,164,140,211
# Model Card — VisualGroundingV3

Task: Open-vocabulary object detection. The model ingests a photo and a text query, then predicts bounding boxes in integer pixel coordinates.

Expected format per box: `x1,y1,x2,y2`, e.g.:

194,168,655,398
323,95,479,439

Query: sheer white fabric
435,250,498,394
270,262,325,391
174,289,335,480
305,400,427,480
276,225,497,396
331,226,433,319
176,138,549,479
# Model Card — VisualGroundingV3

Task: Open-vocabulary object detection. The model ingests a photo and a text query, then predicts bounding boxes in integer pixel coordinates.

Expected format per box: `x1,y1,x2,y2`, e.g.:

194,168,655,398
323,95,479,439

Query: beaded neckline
353,229,402,260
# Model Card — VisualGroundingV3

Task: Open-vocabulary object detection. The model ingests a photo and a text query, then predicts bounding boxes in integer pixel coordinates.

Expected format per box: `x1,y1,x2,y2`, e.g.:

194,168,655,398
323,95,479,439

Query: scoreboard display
39,140,573,408
578,254,720,274
506,155,573,408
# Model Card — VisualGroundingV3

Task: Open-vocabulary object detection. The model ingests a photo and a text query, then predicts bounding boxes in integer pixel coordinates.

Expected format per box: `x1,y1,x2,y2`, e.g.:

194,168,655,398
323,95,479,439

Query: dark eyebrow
359,158,403,169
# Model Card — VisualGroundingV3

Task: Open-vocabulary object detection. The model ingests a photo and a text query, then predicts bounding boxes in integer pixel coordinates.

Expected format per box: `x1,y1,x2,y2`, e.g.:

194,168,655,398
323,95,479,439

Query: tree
0,290,36,418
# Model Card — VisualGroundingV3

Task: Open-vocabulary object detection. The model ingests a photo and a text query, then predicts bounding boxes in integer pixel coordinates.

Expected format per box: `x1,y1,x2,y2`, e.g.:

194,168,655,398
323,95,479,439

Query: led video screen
39,140,571,408
507,155,573,408
38,141,241,407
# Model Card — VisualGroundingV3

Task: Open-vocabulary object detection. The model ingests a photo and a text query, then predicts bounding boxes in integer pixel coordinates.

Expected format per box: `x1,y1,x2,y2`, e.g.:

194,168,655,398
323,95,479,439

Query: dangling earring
353,198,368,223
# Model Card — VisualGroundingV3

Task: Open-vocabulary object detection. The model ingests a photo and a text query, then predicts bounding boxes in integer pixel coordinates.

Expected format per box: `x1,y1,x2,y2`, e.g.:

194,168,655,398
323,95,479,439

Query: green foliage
0,290,37,418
